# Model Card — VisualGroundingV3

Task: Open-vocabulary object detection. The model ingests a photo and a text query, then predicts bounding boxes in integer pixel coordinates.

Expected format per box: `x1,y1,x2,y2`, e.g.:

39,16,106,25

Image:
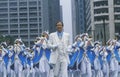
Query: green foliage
0,35,14,45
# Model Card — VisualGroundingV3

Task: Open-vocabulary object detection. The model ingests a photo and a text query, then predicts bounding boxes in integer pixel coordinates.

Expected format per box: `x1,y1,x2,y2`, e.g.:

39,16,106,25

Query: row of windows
94,1,108,7
94,16,109,22
0,7,41,12
0,12,41,18
94,14,120,22
94,8,108,14
0,1,41,7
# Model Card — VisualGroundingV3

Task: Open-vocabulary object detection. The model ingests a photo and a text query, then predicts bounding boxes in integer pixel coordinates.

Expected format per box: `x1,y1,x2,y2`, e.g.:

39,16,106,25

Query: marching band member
100,47,109,77
26,48,35,77
80,33,93,77
0,46,7,77
7,45,15,77
93,41,103,77
14,39,25,77
39,31,50,77
109,53,118,77
68,35,82,77
2,45,14,77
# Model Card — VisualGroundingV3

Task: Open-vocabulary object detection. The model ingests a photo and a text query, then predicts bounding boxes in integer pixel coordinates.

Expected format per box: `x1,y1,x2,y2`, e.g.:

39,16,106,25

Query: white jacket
48,32,70,64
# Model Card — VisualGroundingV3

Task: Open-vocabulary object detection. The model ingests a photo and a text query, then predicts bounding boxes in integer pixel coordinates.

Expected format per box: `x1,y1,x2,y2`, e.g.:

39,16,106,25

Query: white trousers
54,56,68,77
14,59,23,77
0,61,7,77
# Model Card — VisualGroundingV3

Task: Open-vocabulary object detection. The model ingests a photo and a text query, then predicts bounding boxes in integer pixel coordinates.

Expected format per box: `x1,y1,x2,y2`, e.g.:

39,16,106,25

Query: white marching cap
42,30,49,35
25,47,30,50
36,37,41,41
8,45,14,50
94,41,100,46
14,38,23,43
80,33,89,38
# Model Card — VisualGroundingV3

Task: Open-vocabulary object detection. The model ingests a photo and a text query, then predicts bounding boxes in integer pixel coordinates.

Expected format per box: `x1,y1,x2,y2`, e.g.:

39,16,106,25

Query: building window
94,8,108,14
29,18,37,22
20,13,27,17
0,19,8,23
94,16,109,21
94,1,108,7
29,7,37,12
114,14,120,20
0,8,8,12
19,7,27,12
20,19,27,23
29,1,37,6
9,2,17,7
0,3,7,7
20,24,28,28
10,8,17,12
19,2,27,6
114,7,120,13
10,19,18,23
114,0,120,5
115,23,120,34
10,13,18,17
10,24,18,28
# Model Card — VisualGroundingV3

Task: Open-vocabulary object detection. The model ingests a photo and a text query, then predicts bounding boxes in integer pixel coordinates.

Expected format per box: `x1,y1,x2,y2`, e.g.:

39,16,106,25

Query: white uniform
39,37,50,77
0,49,7,77
48,32,70,77
14,44,24,77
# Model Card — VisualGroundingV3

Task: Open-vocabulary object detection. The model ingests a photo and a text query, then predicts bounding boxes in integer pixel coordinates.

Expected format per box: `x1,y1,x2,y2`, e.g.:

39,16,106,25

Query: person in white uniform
48,21,70,77
14,39,25,77
0,46,7,77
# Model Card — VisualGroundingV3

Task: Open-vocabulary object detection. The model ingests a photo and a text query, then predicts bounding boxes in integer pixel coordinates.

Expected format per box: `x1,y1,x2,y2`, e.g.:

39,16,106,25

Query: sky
60,0,73,43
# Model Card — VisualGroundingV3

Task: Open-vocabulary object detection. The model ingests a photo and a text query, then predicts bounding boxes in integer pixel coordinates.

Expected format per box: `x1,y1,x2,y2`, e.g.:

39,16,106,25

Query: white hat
42,31,49,35
8,45,13,50
14,38,23,43
94,41,100,46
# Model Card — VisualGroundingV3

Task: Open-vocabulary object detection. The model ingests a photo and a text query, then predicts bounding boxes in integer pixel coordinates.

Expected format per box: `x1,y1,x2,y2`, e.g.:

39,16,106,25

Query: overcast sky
60,0,73,43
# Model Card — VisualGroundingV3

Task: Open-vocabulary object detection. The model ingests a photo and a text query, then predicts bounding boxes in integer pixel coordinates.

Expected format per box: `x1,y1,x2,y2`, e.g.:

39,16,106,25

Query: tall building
48,0,60,33
0,0,60,46
71,0,86,39
72,0,120,42
90,0,120,42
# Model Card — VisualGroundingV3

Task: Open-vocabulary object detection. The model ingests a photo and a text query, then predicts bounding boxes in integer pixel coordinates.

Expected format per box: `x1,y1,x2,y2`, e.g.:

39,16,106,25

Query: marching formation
0,31,120,77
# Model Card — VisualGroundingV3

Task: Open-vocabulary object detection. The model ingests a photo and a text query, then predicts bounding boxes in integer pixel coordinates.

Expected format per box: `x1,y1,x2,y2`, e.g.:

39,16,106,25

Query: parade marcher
80,33,93,77
0,45,7,77
26,48,35,77
14,39,25,77
48,21,70,77
39,31,50,77
68,35,82,77
109,53,118,77
100,47,109,77
93,41,103,77
2,45,15,77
